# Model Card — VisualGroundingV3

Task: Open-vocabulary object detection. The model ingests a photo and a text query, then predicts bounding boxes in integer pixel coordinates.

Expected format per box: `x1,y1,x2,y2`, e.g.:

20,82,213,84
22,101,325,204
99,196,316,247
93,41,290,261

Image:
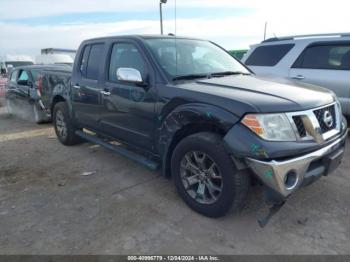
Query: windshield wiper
172,71,250,81
209,71,251,77
172,74,209,81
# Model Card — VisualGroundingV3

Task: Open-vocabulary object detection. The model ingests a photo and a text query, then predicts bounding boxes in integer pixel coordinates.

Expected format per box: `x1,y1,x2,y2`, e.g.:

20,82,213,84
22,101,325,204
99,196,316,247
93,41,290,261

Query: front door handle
73,84,81,89
101,90,111,96
291,75,305,80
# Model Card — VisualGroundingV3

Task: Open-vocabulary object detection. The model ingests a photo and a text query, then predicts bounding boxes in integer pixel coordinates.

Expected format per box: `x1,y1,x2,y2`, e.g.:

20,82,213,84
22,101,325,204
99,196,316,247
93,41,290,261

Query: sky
0,0,349,58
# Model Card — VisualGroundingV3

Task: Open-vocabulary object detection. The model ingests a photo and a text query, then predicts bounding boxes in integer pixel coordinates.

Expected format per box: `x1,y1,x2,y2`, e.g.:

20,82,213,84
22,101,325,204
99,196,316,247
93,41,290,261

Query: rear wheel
53,102,83,145
171,132,250,218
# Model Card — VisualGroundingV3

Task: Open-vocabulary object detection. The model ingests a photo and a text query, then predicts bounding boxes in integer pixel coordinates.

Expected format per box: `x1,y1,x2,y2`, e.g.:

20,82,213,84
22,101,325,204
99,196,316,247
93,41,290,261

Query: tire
171,132,250,218
53,102,83,146
33,103,47,124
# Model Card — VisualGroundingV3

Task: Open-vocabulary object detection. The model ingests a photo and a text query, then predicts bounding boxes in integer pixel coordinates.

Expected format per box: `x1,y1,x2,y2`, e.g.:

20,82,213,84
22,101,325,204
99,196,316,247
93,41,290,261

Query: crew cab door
289,43,350,114
99,41,156,150
71,43,105,128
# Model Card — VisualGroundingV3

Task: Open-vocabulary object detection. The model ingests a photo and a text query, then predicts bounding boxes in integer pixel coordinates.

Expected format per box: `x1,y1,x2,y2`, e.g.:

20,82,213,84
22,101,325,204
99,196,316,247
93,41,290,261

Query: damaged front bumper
246,128,348,198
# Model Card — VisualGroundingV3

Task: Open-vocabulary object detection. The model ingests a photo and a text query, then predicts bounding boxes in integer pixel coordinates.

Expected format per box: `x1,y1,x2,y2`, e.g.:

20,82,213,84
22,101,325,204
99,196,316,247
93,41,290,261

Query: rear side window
293,44,350,70
245,44,294,66
79,45,90,75
31,69,41,81
85,43,104,80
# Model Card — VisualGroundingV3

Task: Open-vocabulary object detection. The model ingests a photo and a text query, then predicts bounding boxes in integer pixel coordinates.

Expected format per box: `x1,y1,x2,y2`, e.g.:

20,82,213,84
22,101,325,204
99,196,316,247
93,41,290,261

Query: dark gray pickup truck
42,35,347,221
5,64,72,123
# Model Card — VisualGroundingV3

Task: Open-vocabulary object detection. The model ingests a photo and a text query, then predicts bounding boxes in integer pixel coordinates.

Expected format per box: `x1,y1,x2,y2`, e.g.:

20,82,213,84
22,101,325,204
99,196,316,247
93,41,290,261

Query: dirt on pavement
0,108,349,255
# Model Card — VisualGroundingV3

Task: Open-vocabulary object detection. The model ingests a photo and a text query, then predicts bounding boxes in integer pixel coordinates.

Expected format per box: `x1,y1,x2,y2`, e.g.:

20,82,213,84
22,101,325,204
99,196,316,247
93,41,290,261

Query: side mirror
27,81,33,88
116,68,143,84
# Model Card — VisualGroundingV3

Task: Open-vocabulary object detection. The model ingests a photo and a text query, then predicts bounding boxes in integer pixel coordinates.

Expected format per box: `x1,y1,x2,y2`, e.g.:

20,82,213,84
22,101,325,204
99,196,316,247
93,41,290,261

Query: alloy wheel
180,151,223,205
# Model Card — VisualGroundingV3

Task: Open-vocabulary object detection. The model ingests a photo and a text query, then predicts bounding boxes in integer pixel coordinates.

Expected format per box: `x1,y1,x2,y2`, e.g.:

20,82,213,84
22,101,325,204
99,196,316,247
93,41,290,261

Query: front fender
156,102,239,175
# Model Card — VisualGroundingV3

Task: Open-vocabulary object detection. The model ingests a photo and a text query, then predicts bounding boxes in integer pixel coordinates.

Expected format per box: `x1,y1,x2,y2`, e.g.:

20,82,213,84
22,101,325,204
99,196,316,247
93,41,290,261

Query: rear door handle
101,90,111,96
291,75,305,80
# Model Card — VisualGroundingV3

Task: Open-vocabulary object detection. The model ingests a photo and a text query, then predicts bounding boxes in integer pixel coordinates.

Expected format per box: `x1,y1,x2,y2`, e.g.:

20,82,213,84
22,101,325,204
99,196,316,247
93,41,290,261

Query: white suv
242,33,350,116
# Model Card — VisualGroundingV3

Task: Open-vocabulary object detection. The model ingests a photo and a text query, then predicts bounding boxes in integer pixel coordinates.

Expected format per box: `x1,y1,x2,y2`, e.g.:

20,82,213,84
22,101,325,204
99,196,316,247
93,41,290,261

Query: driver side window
108,43,147,82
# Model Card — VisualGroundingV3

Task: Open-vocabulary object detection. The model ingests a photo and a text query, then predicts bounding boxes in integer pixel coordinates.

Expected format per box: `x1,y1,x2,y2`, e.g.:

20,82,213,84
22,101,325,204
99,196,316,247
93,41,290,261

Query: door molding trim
100,120,151,139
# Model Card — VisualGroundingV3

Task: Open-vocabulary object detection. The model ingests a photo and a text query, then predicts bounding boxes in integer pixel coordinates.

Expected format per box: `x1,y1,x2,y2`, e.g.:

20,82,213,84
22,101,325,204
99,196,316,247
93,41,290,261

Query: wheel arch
157,103,239,177
51,95,66,115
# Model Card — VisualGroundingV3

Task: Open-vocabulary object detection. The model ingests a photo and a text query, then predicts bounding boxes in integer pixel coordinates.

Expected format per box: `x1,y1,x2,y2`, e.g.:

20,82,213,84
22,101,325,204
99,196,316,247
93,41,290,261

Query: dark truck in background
41,35,347,220
5,64,72,123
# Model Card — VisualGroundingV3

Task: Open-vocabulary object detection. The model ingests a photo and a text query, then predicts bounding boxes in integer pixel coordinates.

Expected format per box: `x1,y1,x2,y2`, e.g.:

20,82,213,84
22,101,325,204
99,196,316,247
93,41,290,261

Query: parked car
5,64,72,123
42,35,347,219
241,33,350,117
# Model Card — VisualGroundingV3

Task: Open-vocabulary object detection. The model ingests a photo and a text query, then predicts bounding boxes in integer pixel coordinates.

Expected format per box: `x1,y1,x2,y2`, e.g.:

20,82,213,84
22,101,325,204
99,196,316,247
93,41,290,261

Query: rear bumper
246,128,347,197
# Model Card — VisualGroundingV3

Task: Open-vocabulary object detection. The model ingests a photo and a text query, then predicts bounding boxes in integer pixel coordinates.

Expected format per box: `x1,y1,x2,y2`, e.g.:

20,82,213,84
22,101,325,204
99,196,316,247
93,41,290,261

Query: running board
75,130,159,171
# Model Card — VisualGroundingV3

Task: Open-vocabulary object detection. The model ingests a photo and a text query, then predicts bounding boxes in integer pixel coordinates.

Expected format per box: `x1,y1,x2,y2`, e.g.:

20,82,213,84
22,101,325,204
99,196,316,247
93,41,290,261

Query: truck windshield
145,38,250,80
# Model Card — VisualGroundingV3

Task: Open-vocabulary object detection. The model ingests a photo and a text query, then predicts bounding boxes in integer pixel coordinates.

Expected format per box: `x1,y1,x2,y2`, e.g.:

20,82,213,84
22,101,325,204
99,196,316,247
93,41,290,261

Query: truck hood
176,75,335,116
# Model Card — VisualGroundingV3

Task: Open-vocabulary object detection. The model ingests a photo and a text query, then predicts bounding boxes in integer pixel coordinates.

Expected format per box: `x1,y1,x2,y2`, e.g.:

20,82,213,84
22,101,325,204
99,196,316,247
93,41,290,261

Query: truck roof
11,64,72,71
262,32,350,43
81,34,206,43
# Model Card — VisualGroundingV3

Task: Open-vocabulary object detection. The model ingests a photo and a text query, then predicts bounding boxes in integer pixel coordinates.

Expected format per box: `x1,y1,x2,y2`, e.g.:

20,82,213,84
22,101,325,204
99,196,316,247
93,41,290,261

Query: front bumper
246,128,347,197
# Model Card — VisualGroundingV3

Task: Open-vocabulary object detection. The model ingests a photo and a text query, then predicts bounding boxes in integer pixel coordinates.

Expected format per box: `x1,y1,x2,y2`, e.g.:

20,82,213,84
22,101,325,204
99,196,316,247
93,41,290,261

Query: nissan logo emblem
323,110,333,128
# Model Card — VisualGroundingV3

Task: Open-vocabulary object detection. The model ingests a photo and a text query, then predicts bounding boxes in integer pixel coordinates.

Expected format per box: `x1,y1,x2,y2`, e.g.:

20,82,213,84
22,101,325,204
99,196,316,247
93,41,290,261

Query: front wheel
171,132,250,218
53,102,83,146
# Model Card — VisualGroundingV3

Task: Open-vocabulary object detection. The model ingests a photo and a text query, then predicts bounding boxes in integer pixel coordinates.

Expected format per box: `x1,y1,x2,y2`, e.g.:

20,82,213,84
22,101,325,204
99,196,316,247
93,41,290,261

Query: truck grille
292,115,307,138
313,105,336,133
290,104,338,140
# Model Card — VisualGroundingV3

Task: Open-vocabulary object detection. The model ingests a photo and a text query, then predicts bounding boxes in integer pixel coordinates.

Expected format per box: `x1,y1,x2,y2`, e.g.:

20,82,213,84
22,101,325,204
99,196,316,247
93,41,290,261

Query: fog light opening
284,171,299,190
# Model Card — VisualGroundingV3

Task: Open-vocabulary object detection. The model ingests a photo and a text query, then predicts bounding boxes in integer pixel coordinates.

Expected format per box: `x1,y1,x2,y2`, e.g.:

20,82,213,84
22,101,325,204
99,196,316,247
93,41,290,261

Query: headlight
241,113,296,141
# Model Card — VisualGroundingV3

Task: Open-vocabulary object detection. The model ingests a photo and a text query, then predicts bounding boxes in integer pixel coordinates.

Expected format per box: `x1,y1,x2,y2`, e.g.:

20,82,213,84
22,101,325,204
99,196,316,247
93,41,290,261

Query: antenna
175,0,177,36
175,0,178,77
264,22,267,40
159,0,167,35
